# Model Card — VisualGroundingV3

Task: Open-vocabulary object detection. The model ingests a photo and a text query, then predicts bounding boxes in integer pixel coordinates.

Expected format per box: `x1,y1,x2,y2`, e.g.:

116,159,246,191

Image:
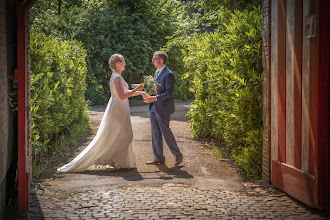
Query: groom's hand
144,96,157,103
141,92,147,99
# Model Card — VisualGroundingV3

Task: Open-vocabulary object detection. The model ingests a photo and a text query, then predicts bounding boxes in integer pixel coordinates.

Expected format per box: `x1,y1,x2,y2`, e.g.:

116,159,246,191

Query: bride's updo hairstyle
109,54,124,71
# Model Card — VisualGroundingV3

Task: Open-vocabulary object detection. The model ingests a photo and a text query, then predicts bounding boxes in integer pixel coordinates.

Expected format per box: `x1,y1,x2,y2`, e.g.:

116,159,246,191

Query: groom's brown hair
155,51,168,64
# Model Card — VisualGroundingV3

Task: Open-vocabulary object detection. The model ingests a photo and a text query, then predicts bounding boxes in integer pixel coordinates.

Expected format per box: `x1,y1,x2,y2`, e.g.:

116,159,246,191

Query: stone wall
0,0,8,218
262,0,272,183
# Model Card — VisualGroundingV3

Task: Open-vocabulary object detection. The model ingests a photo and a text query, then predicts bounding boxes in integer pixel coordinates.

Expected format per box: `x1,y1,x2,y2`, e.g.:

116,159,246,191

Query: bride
57,54,145,172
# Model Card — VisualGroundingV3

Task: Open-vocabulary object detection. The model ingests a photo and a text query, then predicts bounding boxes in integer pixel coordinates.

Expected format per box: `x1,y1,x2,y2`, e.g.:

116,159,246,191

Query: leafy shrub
74,6,155,97
30,0,193,104
84,86,108,106
30,32,90,175
186,7,263,179
232,128,263,180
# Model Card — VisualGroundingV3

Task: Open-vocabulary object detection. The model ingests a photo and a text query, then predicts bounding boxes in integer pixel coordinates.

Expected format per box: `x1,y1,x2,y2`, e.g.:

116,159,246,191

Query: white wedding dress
57,73,136,172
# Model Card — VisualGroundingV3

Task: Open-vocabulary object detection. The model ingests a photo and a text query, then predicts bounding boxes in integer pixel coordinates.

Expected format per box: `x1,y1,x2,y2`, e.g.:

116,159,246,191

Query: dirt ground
35,100,249,194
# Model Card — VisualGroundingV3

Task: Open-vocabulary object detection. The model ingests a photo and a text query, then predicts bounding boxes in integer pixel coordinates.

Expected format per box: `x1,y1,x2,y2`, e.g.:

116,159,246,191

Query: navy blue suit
149,66,181,162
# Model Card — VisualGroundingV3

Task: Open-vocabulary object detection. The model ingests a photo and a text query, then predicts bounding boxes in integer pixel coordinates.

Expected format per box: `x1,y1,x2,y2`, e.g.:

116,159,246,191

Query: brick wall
262,0,272,183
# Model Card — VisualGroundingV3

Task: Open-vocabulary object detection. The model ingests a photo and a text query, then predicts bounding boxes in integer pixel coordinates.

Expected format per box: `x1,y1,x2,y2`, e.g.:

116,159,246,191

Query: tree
30,0,188,104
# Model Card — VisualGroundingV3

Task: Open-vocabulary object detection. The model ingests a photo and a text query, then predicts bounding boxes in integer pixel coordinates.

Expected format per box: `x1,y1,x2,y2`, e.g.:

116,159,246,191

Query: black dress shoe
146,159,165,165
175,154,183,166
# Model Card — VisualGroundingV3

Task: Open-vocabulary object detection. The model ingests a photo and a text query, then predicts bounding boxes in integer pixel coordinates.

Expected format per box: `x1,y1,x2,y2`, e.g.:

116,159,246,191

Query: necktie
154,70,159,80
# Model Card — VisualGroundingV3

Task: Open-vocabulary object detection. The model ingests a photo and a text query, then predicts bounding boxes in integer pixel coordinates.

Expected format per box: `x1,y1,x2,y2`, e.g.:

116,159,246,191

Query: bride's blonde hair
109,54,124,71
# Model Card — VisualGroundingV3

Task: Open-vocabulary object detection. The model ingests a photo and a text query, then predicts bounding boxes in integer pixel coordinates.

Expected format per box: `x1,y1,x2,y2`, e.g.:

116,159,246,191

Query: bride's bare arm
130,91,147,98
114,77,143,100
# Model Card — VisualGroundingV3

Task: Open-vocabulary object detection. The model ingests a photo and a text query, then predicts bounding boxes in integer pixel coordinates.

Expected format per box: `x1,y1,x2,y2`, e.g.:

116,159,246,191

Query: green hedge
30,33,90,175
186,7,263,179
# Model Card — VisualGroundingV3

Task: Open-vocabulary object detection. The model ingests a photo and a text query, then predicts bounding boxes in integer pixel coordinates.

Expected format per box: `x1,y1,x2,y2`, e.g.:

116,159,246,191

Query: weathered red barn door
271,0,329,208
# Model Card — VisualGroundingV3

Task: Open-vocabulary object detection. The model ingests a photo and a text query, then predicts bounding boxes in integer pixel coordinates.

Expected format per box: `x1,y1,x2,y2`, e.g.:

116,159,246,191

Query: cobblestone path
7,102,330,220
20,183,329,219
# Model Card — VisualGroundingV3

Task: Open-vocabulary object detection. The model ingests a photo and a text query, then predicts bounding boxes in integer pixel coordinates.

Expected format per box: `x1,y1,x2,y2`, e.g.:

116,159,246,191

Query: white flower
142,75,161,96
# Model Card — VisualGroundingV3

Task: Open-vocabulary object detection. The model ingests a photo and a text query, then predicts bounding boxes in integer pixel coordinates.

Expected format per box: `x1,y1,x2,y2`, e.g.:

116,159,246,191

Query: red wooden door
15,2,29,212
270,0,329,208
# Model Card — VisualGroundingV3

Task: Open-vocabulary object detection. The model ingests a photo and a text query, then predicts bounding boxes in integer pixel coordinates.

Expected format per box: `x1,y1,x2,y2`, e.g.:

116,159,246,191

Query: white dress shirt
155,65,165,80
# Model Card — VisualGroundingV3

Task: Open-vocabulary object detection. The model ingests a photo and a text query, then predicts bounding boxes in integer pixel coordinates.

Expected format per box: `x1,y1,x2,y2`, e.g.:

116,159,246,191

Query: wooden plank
309,0,317,176
271,0,279,162
286,0,295,166
16,3,29,213
301,0,311,173
272,160,316,207
278,0,287,163
293,0,303,169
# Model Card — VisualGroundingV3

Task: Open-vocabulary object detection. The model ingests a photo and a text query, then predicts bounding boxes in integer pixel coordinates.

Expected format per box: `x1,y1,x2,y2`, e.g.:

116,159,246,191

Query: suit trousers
150,104,181,162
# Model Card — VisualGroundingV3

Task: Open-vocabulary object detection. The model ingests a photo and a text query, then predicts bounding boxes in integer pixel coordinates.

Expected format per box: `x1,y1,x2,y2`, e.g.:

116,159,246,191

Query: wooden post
14,1,29,213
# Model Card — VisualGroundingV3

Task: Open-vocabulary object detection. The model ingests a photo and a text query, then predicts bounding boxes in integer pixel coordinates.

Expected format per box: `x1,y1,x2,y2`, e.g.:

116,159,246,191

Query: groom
144,51,183,166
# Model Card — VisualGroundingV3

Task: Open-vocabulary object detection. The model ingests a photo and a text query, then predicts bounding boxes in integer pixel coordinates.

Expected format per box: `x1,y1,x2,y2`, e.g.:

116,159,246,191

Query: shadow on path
76,165,194,182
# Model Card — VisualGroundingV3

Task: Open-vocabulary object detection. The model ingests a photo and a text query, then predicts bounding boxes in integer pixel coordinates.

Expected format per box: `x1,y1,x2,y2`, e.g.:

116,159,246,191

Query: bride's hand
135,84,144,91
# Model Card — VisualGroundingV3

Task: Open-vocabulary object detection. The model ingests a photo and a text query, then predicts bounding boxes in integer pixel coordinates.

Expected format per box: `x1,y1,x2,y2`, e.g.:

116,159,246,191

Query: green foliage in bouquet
30,32,90,176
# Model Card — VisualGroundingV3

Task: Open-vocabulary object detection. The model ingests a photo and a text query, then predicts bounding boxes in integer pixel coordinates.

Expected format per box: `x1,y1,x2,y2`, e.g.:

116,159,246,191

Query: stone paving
16,183,329,220
7,103,330,220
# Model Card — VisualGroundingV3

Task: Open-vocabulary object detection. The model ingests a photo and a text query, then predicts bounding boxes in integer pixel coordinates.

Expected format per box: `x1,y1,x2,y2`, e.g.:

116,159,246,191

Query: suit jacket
149,65,175,115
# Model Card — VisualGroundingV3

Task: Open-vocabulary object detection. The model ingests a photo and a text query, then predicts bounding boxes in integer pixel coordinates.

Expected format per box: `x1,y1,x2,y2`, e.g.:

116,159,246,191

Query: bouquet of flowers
142,75,161,96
